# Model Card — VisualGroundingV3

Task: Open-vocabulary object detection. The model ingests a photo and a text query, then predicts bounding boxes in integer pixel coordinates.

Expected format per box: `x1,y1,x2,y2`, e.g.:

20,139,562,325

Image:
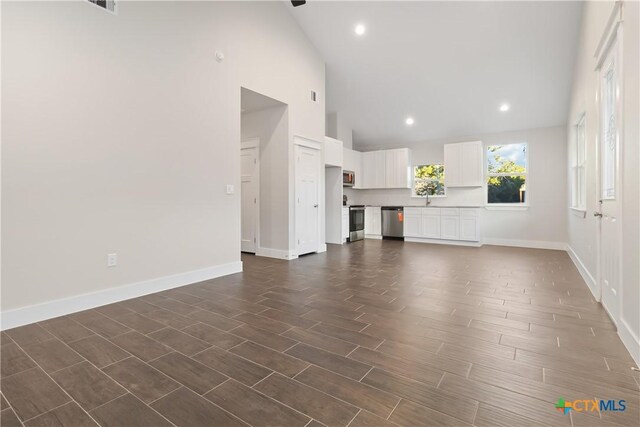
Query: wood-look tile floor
2,240,639,426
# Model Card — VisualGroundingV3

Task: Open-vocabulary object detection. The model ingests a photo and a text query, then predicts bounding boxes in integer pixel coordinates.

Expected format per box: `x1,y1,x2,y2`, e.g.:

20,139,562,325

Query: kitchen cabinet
324,137,343,167
459,208,480,241
403,209,421,237
444,141,483,187
364,206,381,237
343,148,363,189
384,148,411,189
362,151,386,189
403,207,480,243
440,208,460,240
342,207,350,242
361,148,411,189
421,209,441,238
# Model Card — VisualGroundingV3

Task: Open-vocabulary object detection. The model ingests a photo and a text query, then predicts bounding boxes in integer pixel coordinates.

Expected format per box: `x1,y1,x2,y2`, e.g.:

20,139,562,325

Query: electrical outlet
226,184,234,195
107,253,117,267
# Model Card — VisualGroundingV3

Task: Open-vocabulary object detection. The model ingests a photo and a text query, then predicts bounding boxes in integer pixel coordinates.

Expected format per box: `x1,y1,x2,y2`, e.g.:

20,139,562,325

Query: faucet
425,192,431,206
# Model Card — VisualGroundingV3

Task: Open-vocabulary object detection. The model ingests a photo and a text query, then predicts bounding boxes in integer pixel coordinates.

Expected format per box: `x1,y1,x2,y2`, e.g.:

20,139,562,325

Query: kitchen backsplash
344,187,484,207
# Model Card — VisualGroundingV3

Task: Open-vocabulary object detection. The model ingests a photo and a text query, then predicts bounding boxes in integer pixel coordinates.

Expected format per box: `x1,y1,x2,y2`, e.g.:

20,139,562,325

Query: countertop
362,204,481,208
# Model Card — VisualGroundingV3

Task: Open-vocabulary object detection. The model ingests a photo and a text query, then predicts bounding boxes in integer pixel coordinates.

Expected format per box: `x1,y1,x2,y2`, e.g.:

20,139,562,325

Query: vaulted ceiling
289,1,583,148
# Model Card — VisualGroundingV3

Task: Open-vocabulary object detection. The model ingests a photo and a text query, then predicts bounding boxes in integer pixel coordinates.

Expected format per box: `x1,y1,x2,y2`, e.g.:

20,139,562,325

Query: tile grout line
344,409,362,427
358,366,374,382
386,398,402,421
7,339,111,427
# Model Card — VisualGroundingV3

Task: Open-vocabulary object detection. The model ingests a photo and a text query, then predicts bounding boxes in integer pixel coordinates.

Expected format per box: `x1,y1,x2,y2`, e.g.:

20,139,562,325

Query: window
487,143,527,204
413,164,445,197
572,114,587,210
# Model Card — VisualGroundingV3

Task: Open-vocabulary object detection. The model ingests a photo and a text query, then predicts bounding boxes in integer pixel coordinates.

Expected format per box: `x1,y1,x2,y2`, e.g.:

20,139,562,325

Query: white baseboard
482,238,567,251
619,318,640,367
1,261,243,331
256,246,298,260
566,245,599,300
317,244,327,253
405,237,482,247
365,235,383,240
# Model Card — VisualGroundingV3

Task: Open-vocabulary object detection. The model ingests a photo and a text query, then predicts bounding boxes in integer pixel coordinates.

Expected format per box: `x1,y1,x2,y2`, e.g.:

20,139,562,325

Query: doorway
295,139,322,256
241,139,259,253
240,88,289,258
596,23,623,323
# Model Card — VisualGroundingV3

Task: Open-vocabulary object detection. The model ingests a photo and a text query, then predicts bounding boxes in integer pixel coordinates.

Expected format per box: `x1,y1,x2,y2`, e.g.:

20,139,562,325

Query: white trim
294,139,323,257
256,246,298,261
317,244,327,253
365,234,383,240
618,318,640,367
594,1,622,69
0,261,243,330
569,207,587,218
482,238,566,251
405,237,481,247
241,138,260,254
293,135,322,150
566,245,598,300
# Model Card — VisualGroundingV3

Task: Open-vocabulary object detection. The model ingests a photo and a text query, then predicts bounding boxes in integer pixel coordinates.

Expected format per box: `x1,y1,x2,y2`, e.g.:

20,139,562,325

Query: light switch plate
107,253,117,267
226,185,234,195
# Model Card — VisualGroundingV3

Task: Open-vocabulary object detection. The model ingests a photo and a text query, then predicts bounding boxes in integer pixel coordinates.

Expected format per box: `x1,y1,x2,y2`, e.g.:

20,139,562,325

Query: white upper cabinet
361,148,411,189
324,137,343,167
385,148,411,189
444,141,483,187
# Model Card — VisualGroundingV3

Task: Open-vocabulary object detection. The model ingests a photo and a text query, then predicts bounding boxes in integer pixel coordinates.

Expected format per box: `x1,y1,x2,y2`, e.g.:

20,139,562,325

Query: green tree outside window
414,164,445,197
487,144,527,204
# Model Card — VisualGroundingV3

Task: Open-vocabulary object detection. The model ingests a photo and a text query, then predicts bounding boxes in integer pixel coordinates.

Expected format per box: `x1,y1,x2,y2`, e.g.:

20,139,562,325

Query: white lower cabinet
440,215,460,240
421,214,441,238
403,207,479,243
404,213,421,237
342,207,350,241
365,206,381,237
459,208,480,241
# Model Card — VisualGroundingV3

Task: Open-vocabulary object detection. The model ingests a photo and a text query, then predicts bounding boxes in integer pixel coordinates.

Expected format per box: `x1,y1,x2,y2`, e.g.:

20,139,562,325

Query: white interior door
241,143,259,253
597,36,621,322
295,144,320,255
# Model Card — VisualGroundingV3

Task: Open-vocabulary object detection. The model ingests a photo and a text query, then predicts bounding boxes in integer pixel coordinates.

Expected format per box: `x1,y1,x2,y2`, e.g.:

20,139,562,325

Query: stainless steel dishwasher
381,206,404,240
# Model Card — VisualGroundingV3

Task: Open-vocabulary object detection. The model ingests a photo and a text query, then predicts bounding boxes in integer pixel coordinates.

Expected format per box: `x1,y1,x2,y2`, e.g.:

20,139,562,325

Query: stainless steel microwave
343,170,355,187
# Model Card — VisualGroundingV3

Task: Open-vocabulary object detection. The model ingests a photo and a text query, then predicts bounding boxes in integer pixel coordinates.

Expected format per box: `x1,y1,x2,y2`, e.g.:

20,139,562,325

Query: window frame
571,113,587,212
485,142,529,207
412,164,446,198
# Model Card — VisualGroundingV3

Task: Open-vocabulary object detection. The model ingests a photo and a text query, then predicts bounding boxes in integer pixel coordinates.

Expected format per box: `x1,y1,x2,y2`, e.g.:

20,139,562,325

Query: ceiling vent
88,0,117,14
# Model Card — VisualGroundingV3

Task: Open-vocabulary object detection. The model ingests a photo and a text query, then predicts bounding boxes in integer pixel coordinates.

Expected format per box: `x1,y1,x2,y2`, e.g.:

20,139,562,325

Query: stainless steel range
349,205,365,242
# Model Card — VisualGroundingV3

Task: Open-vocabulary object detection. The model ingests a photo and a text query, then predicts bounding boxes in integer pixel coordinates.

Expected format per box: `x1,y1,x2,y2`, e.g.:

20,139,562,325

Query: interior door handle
313,204,319,208
594,212,603,217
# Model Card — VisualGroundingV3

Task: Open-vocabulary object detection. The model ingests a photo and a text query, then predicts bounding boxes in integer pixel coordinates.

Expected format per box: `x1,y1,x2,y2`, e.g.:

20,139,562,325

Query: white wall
241,105,289,252
566,1,639,364
1,1,325,319
326,112,353,149
346,126,567,248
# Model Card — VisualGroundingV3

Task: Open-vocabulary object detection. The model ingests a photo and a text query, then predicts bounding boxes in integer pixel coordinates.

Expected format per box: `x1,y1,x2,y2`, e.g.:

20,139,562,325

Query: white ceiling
288,1,583,148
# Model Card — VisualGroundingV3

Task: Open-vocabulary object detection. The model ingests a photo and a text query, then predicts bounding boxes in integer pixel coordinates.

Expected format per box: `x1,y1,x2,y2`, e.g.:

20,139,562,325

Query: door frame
241,138,260,253
594,4,624,319
293,135,323,256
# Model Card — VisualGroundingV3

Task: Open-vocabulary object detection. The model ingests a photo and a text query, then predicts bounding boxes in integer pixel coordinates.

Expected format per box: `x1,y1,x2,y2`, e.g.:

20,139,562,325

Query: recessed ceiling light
355,24,366,36
499,103,510,112
405,117,414,126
